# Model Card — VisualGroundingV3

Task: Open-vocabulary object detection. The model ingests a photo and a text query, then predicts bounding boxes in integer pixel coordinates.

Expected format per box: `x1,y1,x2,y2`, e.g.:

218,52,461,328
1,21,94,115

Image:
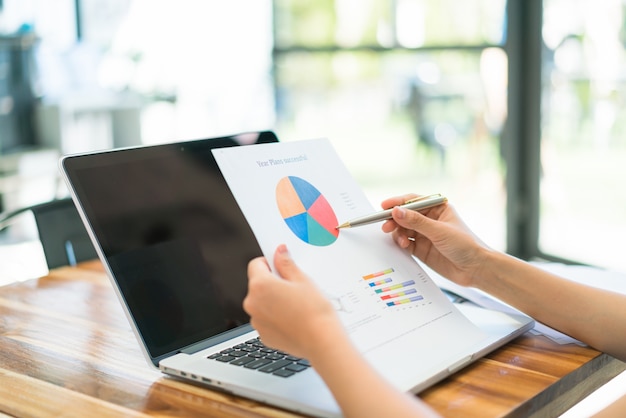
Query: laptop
60,131,534,418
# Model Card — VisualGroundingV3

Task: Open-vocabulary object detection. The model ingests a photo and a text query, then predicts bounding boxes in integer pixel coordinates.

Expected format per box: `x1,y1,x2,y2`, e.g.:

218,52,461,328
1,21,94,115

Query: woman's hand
244,244,343,361
380,193,493,287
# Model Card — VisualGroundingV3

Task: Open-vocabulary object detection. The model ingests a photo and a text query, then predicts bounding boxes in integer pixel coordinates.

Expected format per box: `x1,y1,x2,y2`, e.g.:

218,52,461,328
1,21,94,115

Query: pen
336,194,447,229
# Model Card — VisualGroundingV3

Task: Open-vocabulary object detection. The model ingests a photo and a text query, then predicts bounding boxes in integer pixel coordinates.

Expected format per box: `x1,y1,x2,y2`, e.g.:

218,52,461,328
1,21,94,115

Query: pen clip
404,193,442,204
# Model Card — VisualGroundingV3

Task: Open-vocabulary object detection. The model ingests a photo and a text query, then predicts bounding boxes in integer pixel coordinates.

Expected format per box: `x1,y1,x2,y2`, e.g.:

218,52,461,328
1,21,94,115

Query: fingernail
395,207,406,219
277,244,289,255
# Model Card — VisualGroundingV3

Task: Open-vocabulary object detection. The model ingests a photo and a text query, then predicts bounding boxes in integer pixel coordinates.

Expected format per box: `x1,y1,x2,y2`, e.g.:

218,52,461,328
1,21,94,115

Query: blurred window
273,0,509,249
539,0,626,270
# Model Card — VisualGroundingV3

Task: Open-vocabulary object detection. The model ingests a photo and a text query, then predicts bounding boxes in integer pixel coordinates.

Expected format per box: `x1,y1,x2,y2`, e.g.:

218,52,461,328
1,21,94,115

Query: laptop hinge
180,324,255,355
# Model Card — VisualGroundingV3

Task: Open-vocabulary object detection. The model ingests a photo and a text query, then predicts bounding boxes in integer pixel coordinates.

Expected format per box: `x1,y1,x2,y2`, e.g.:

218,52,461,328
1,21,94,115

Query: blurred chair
407,79,477,166
0,198,97,269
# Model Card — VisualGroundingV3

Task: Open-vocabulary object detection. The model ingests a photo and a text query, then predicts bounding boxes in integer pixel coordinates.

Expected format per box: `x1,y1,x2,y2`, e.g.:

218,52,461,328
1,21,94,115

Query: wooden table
1,261,624,418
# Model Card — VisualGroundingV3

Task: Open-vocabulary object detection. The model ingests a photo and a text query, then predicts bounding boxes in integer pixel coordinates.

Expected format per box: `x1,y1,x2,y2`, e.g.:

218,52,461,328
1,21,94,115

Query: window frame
271,0,581,265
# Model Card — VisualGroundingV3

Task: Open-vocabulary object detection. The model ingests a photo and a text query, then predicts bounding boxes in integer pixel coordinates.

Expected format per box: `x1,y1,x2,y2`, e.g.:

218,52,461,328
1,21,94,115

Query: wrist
306,318,353,368
473,249,526,293
472,247,509,289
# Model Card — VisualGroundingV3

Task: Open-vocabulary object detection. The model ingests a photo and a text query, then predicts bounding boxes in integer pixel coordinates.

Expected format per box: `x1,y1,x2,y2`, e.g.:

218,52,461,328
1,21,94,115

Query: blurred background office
1,0,626,277
1,1,626,416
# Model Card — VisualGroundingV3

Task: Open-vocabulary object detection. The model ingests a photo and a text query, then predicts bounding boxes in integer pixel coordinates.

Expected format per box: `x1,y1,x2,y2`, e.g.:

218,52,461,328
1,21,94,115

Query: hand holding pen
336,194,447,229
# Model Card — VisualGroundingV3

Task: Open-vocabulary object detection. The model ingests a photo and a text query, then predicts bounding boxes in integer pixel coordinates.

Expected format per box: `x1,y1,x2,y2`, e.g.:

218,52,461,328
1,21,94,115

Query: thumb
273,244,308,283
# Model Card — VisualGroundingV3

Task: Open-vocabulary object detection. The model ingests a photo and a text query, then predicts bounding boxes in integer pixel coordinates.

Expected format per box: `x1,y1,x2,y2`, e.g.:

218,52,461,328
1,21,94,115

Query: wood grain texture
0,261,623,417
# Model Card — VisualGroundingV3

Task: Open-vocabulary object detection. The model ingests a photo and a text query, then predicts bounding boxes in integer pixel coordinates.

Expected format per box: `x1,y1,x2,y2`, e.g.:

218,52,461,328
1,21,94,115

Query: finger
247,256,271,281
380,193,418,210
391,206,438,238
393,227,417,249
396,235,414,249
244,258,268,314
381,218,397,233
273,244,309,283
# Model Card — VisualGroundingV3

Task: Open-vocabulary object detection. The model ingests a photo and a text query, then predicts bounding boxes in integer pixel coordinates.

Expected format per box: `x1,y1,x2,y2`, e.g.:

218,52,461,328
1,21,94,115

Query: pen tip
336,222,350,229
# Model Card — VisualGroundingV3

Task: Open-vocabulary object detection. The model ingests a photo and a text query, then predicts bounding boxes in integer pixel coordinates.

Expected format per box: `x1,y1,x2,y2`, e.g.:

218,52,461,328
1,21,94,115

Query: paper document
213,138,487,357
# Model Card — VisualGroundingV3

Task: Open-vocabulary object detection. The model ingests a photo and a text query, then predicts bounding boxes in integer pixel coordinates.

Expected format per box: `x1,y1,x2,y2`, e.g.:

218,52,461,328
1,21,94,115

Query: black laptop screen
61,131,278,362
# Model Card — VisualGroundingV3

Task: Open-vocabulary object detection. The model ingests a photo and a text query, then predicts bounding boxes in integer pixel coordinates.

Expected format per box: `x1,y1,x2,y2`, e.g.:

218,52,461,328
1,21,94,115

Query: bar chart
363,268,426,307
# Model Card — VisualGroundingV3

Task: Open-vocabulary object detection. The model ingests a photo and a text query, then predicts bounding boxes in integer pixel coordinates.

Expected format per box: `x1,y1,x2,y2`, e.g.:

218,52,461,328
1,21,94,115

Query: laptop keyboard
207,337,311,378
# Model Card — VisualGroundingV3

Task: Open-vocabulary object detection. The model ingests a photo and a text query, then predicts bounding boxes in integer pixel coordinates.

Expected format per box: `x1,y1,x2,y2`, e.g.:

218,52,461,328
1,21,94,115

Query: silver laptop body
60,131,533,418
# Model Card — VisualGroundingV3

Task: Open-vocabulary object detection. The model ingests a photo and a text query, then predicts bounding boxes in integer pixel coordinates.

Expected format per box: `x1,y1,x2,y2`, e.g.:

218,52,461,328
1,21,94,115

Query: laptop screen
61,131,278,363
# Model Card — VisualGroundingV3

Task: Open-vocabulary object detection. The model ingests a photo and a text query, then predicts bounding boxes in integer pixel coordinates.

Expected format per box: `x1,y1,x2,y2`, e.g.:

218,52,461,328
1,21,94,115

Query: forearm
308,326,439,418
476,251,626,361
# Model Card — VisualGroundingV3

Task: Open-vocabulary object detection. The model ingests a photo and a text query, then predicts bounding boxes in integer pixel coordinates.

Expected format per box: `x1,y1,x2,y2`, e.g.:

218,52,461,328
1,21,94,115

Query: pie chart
276,176,339,246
